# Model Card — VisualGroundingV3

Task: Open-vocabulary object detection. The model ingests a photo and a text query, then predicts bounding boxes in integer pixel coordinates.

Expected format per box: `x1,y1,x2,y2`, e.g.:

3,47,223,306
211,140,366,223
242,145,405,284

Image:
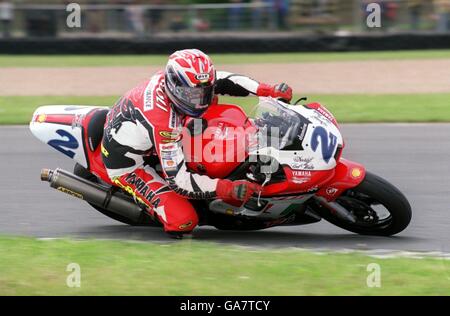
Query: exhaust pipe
41,168,144,222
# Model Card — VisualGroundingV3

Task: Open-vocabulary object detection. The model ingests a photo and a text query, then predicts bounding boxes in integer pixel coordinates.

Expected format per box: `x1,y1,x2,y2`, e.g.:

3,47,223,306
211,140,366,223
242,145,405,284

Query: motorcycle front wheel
316,172,412,236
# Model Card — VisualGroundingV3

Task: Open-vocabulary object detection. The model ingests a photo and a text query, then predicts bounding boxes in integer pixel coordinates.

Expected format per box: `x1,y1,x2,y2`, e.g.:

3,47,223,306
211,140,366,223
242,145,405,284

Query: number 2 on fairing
47,129,79,159
310,126,337,163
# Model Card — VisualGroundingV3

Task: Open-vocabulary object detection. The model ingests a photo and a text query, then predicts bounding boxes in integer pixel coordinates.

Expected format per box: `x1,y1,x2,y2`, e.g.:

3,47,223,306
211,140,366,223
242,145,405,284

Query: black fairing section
87,109,108,151
283,112,312,151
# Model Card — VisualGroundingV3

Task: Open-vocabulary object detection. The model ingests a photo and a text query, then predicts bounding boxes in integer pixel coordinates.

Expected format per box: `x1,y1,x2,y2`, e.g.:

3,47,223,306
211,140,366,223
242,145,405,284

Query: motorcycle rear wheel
317,172,412,236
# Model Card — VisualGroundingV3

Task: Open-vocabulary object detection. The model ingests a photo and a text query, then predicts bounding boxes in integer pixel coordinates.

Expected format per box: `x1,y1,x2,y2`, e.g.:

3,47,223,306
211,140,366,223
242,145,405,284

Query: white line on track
34,237,450,260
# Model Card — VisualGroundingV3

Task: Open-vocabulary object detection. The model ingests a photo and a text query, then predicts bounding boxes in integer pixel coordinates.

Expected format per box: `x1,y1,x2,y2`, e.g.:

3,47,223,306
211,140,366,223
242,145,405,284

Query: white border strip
34,238,450,260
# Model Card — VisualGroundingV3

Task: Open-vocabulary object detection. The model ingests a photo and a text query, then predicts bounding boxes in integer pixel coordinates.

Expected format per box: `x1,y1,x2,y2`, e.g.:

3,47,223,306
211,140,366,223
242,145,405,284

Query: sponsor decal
160,148,178,159
160,143,176,151
159,142,181,172
159,130,181,140
292,178,309,185
161,139,180,144
310,113,328,127
114,174,162,209
71,114,85,129
155,81,168,112
168,109,180,129
292,156,314,170
57,187,83,200
165,160,175,167
351,168,362,179
144,75,167,112
178,221,193,230
36,114,46,123
292,168,312,183
225,209,235,215
316,105,335,123
292,171,311,177
162,158,177,171
326,187,339,196
101,144,109,157
195,73,210,82
143,81,154,111
297,122,308,142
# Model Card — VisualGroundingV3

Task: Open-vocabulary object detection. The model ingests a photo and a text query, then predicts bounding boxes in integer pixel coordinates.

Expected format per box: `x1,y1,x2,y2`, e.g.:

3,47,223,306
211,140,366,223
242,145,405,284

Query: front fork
314,158,366,222
316,158,366,202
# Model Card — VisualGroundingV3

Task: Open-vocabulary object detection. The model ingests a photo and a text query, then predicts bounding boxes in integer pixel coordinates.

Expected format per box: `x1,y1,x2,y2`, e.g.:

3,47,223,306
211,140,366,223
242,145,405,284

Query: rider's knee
163,201,198,232
165,213,198,232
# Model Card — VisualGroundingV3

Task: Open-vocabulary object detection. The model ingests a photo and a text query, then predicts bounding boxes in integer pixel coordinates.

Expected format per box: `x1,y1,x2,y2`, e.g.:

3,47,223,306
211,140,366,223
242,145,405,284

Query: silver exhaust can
41,168,144,222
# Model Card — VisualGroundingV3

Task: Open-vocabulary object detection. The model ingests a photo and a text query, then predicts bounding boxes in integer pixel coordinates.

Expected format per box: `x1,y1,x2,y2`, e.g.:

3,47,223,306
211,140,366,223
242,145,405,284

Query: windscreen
248,98,302,150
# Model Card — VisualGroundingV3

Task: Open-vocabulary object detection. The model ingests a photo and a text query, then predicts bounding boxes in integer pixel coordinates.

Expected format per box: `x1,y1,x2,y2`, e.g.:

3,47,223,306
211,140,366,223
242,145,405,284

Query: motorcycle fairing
248,100,344,172
208,193,315,220
30,105,108,170
316,158,366,202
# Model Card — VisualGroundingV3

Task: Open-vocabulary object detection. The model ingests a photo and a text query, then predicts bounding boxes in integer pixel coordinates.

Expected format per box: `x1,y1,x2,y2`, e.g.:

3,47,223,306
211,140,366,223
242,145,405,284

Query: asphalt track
0,124,449,252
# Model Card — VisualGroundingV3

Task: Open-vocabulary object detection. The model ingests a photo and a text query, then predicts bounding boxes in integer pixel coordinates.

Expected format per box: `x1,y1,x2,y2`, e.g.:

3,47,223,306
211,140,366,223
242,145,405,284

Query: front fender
316,158,366,201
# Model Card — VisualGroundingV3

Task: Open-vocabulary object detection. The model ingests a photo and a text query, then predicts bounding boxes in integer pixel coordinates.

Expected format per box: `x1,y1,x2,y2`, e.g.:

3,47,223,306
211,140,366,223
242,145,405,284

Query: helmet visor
173,85,214,110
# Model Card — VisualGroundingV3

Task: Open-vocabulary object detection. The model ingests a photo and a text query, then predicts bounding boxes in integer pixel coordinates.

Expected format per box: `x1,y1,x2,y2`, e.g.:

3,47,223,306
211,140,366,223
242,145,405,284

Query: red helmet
165,49,216,118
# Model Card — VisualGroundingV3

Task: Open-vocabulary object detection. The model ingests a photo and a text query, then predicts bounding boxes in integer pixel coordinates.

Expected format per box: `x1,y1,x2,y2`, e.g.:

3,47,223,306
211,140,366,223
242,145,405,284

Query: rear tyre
317,172,412,236
73,163,160,227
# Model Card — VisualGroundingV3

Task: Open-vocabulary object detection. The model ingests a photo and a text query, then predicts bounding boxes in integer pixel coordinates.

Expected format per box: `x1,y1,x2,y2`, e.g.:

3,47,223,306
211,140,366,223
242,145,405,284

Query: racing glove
257,83,293,103
216,179,261,205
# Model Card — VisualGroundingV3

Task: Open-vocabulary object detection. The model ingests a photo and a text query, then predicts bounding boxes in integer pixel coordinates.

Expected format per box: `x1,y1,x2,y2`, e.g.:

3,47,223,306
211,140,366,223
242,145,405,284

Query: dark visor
174,85,214,109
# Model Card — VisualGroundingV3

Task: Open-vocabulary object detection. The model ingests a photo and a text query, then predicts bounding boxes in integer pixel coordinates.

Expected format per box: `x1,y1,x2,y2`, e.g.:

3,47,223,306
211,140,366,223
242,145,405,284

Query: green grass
1,50,450,67
307,94,450,123
0,96,117,125
2,93,450,125
0,237,448,295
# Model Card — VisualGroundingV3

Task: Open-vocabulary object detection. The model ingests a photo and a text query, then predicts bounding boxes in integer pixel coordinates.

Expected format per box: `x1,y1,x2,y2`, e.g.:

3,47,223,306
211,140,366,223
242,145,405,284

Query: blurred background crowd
0,0,449,38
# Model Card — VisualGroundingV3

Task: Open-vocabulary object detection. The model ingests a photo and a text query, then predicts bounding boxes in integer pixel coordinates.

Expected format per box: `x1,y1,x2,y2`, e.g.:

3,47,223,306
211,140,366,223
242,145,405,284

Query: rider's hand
257,83,293,103
216,179,261,204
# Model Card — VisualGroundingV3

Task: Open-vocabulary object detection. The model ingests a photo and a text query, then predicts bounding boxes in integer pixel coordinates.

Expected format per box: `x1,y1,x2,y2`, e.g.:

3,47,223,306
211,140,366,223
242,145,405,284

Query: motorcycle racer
101,49,293,237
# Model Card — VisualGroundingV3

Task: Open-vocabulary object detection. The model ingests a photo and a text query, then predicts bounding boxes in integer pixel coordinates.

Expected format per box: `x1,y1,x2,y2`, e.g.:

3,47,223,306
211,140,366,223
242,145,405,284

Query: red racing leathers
101,70,292,233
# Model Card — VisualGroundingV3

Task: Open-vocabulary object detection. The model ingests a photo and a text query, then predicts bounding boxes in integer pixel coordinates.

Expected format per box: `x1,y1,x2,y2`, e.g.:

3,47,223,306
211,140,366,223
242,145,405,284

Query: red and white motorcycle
30,97,411,236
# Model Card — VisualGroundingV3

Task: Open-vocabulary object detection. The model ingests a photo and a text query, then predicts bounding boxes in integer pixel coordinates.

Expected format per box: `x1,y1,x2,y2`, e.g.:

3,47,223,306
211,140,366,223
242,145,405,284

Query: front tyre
318,172,412,236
